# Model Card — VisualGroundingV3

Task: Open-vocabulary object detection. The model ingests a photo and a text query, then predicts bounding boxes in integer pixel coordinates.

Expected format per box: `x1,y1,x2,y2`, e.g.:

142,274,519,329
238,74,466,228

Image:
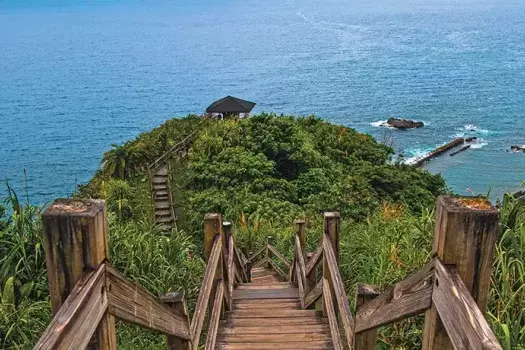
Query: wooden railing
34,201,249,350
147,120,204,173
251,196,503,350
36,195,503,349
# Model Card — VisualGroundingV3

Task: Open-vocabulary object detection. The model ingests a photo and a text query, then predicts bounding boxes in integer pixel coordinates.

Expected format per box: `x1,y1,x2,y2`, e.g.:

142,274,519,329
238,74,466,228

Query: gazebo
205,96,256,119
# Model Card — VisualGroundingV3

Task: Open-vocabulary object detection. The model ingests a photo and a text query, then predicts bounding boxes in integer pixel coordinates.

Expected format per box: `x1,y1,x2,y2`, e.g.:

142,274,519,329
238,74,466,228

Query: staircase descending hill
35,199,504,350
217,267,333,349
151,164,176,230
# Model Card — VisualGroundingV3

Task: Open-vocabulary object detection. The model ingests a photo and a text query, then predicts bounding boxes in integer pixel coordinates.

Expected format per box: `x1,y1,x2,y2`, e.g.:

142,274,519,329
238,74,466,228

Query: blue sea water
1,0,524,204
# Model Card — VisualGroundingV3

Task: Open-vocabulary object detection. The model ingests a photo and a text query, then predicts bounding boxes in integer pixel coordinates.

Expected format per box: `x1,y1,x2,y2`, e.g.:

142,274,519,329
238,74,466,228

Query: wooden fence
248,196,503,350
34,200,250,350
35,195,503,349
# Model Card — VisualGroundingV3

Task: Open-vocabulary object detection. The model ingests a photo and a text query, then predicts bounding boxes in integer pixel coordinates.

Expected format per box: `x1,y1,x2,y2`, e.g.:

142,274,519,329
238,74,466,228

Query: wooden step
221,317,326,327
237,283,294,290
155,201,170,209
227,309,319,318
220,324,330,335
156,216,174,224
233,301,300,310
152,178,167,184
155,209,172,217
219,332,332,343
216,341,334,349
154,190,169,196
233,288,299,300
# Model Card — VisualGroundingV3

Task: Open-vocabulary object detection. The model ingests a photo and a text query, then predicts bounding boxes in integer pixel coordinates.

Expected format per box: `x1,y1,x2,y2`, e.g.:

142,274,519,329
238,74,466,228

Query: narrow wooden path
216,267,333,350
151,164,175,230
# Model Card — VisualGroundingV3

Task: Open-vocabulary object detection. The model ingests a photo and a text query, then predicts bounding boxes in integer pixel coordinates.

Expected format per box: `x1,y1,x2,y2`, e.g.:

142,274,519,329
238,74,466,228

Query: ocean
1,0,524,204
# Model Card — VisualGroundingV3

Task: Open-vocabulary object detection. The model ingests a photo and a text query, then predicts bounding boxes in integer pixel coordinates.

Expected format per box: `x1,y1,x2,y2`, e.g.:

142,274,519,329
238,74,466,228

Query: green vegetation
1,114,523,349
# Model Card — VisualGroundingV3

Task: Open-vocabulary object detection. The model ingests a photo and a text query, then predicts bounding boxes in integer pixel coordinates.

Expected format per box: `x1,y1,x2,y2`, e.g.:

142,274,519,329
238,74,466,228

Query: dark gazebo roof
206,96,256,114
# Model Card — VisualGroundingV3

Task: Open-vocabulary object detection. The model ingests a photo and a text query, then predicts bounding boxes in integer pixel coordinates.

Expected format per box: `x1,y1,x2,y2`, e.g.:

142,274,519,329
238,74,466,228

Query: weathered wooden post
422,196,499,349
204,213,223,313
223,221,233,305
322,212,340,317
161,291,191,350
266,235,273,269
42,199,116,350
354,283,380,350
242,247,251,282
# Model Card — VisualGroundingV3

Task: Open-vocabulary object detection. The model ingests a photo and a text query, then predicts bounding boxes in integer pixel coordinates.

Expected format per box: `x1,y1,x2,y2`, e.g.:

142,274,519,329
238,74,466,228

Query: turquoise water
1,0,524,204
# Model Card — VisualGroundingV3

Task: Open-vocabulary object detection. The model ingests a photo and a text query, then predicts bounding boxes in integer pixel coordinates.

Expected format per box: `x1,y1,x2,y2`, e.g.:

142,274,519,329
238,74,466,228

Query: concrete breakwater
408,137,476,167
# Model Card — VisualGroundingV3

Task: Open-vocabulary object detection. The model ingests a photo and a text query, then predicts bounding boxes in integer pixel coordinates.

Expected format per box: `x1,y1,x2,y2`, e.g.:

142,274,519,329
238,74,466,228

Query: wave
469,139,488,149
402,147,435,165
370,120,389,127
456,124,490,137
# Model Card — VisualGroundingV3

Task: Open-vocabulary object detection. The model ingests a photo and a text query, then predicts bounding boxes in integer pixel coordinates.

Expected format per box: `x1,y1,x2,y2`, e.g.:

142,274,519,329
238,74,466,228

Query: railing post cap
223,221,232,227
294,219,306,224
160,290,186,304
324,211,340,218
438,195,498,214
356,283,381,297
43,198,105,218
204,213,221,220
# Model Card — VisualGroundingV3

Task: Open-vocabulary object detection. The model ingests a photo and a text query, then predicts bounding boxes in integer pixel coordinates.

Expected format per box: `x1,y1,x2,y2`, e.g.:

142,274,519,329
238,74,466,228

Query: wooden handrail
355,259,435,333
204,282,225,350
433,259,502,350
248,245,267,262
147,120,204,172
323,278,344,350
295,235,308,287
305,242,323,277
323,233,355,347
34,264,107,350
267,243,291,268
191,237,222,347
106,264,191,339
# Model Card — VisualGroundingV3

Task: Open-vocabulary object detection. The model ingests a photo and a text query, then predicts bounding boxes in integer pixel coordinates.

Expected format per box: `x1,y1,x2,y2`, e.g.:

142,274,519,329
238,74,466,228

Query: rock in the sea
387,118,424,129
511,145,525,152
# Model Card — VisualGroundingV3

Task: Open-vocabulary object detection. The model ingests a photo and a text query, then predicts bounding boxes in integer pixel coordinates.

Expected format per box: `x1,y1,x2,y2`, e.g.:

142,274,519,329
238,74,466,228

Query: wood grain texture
161,291,191,350
305,243,323,277
322,280,344,350
268,258,288,281
216,341,335,349
304,279,323,309
34,264,108,350
423,196,499,350
267,244,291,268
248,245,267,262
355,259,435,333
253,257,270,269
296,262,306,309
322,234,354,346
191,238,222,347
432,259,502,350
354,283,380,350
106,264,190,339
295,235,308,289
205,283,224,350
204,213,222,261
41,199,115,349
322,212,339,321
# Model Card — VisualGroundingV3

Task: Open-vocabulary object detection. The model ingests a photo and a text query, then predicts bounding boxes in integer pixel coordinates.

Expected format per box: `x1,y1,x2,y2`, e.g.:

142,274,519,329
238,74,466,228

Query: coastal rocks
511,145,525,152
386,118,424,129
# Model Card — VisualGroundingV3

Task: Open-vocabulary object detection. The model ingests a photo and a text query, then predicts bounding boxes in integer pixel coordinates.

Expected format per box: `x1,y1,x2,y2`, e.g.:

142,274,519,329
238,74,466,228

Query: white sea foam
370,120,388,127
402,147,435,165
470,139,488,149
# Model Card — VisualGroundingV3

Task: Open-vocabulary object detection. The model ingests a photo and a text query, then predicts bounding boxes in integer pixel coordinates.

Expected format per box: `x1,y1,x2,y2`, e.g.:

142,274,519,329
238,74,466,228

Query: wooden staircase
216,267,333,349
35,198,504,350
151,164,176,230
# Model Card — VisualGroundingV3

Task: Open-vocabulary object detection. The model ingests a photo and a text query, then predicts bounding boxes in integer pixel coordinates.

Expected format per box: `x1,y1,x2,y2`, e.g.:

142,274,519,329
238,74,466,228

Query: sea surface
1,0,524,205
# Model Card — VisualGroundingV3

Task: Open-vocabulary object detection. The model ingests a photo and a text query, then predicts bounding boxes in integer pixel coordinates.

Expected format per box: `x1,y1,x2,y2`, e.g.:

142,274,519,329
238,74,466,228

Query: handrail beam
34,264,107,350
